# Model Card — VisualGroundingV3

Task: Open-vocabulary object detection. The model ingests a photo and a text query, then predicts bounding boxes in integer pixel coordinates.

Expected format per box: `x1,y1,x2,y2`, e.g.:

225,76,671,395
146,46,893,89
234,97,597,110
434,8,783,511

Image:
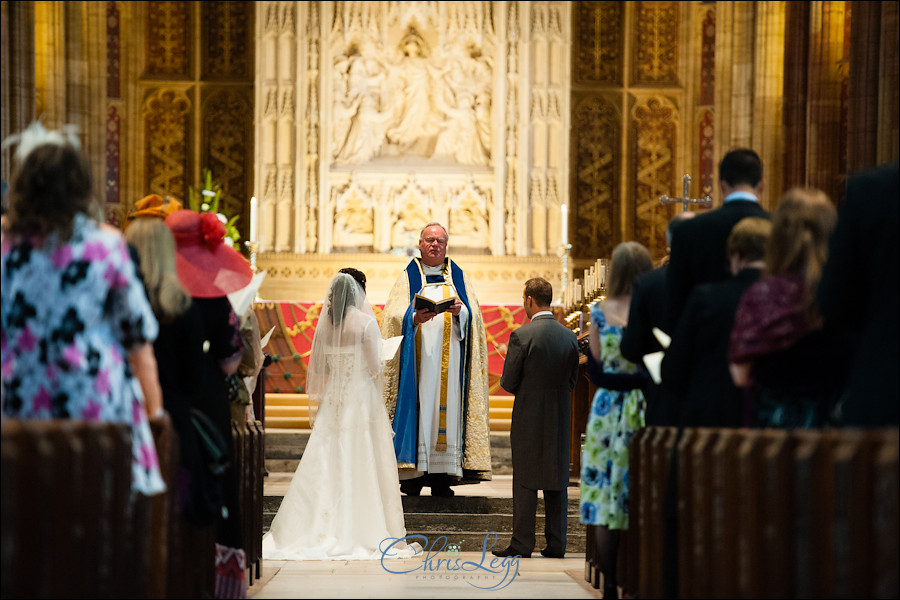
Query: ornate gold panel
203,89,253,223
631,1,679,86
573,1,624,85
143,88,191,199
631,96,677,258
572,95,620,259
145,1,190,78
202,2,254,80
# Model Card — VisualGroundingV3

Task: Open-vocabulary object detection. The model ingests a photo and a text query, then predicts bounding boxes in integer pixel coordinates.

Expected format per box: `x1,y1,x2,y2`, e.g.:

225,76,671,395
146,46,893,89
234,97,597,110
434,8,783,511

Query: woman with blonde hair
580,241,654,599
729,187,844,428
124,217,222,530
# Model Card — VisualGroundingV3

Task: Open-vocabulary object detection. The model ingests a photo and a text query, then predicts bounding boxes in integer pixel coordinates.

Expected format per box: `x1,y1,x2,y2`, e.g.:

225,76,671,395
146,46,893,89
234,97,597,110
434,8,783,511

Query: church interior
3,0,896,396
1,2,898,598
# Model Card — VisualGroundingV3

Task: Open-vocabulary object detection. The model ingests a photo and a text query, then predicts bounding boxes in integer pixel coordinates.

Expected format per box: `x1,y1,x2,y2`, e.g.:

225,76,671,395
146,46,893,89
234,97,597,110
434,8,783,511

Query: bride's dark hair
327,272,362,326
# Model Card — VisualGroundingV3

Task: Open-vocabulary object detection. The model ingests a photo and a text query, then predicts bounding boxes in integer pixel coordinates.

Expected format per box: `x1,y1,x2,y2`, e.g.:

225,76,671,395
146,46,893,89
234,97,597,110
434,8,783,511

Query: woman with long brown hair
729,187,844,427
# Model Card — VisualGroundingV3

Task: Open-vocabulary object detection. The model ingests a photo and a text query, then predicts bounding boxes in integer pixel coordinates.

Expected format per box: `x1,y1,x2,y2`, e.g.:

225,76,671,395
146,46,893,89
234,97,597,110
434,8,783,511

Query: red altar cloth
254,302,528,396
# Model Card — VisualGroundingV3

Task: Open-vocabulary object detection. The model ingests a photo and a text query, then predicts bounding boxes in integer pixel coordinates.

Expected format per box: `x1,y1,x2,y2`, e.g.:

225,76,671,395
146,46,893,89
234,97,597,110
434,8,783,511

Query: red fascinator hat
165,209,252,298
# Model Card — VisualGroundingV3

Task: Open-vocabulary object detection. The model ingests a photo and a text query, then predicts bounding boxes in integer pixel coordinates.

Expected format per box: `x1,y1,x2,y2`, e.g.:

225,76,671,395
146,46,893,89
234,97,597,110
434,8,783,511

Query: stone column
806,1,847,205
782,1,809,193
1,0,36,184
527,1,570,257
255,2,299,254
848,0,899,173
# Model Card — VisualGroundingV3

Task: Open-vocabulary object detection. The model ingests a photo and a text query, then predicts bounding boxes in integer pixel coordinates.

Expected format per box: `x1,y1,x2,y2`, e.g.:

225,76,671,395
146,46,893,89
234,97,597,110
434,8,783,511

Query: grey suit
500,313,579,555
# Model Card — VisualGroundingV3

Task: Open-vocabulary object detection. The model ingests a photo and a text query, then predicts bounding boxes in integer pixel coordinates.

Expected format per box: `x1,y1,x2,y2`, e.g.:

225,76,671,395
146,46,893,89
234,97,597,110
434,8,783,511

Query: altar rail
585,426,899,599
1,415,265,598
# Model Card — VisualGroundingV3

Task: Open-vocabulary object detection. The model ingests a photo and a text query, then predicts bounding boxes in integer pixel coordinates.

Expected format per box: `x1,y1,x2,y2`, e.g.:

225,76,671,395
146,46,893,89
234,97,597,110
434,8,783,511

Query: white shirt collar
531,310,553,319
724,191,758,203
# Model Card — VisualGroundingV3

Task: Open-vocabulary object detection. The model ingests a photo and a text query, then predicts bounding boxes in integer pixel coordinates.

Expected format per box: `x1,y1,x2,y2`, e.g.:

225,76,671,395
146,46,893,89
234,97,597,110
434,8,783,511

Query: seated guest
729,188,845,428
661,217,771,427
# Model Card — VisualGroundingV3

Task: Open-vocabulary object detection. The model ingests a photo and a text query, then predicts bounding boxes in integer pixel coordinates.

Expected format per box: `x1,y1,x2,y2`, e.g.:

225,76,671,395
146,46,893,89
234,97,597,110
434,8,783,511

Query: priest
381,222,492,496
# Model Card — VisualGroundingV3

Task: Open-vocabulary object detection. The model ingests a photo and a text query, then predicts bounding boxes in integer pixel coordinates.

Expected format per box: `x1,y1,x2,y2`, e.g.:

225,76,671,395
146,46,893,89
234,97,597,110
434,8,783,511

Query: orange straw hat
164,209,252,298
125,194,184,229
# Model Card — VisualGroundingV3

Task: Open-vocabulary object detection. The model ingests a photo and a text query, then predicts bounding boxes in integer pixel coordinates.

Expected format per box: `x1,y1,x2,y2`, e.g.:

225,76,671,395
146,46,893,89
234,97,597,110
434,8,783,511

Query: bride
262,272,418,560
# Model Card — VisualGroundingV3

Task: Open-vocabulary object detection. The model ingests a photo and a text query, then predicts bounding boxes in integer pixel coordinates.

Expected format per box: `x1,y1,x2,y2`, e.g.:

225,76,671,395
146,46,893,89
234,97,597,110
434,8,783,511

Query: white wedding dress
262,278,417,561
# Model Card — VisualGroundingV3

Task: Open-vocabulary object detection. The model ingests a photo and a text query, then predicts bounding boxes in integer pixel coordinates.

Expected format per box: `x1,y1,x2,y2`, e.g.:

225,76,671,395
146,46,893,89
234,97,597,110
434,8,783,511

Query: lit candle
250,196,258,244
561,203,568,247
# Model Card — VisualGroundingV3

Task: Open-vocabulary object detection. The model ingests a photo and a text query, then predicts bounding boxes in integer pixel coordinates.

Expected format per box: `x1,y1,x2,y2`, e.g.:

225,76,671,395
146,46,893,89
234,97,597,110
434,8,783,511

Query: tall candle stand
244,240,259,273
559,242,571,304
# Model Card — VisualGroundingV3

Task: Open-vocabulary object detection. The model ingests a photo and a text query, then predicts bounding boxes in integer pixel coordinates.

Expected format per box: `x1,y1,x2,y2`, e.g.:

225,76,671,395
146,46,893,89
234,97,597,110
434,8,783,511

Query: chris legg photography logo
378,532,521,590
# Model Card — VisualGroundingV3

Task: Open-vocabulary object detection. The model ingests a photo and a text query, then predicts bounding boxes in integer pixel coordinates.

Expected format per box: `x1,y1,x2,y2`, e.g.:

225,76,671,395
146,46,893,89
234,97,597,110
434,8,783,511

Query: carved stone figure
333,48,393,164
385,29,444,157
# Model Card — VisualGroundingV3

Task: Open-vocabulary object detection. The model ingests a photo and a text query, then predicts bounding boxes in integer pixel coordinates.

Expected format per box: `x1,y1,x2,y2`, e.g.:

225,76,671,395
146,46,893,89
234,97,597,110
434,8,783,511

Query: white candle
561,203,568,246
250,196,258,244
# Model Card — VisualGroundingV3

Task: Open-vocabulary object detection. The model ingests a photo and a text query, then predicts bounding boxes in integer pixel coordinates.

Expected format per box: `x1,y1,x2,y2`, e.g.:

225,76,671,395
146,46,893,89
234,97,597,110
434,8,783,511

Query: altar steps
262,488,586,554
264,393,514,431
263,430,585,553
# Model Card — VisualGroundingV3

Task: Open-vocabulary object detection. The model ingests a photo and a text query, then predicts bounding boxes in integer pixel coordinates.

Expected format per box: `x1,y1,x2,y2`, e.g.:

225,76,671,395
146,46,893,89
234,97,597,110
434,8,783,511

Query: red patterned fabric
253,302,529,395
729,273,817,363
214,543,247,599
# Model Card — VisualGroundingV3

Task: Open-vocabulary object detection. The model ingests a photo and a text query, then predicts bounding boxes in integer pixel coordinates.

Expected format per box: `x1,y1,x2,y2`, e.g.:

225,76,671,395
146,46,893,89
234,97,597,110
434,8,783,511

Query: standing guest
620,211,695,426
493,278,579,559
381,222,492,497
165,208,252,598
0,121,165,497
666,148,770,331
125,211,220,596
662,217,772,427
817,161,899,427
655,217,771,599
580,241,653,599
124,212,224,523
729,188,843,428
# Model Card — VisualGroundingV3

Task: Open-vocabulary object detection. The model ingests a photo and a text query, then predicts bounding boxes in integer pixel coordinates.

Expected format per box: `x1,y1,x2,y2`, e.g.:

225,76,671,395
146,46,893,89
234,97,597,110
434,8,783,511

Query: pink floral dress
1,214,165,496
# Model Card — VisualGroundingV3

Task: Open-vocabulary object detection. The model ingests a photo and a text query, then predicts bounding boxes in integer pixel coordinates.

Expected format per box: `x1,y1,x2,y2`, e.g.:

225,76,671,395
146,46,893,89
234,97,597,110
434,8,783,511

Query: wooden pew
232,419,266,589
621,426,900,599
0,415,233,599
1,419,138,599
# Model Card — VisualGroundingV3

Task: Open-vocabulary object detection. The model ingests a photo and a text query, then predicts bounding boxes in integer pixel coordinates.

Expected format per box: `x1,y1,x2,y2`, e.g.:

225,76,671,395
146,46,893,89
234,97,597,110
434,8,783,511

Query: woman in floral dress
580,241,653,599
1,122,165,497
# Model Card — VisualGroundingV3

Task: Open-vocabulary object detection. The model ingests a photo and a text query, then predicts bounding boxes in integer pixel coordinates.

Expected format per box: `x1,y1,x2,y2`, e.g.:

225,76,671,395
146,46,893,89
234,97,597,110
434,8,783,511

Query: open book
642,327,672,385
382,336,403,361
414,294,457,314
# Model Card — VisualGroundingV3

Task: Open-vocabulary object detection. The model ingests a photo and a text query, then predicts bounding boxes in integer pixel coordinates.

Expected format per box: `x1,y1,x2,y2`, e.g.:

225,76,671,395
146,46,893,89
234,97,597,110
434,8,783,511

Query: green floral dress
579,303,646,530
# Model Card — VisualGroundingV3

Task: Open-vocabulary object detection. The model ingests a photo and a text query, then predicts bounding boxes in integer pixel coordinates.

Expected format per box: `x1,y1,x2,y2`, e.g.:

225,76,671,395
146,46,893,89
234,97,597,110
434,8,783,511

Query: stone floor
247,552,605,599
252,437,606,598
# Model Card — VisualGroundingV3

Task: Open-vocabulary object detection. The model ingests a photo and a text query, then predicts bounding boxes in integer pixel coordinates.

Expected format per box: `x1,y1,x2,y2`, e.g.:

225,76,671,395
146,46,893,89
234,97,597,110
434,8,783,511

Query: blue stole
392,258,474,465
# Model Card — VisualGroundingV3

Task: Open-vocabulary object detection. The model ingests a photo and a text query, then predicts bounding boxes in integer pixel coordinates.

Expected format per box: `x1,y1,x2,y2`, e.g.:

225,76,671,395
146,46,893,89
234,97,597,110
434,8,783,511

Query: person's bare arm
129,342,163,417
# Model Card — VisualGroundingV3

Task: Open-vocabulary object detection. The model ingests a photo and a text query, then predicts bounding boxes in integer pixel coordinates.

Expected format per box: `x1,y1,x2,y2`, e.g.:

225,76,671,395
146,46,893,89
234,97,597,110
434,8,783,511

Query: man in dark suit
492,277,579,559
661,216,772,427
665,148,770,331
818,161,899,427
620,211,695,426
655,216,772,599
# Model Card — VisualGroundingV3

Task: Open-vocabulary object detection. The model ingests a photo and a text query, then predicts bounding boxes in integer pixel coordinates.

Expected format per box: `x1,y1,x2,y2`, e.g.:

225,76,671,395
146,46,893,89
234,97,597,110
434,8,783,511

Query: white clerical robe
404,266,469,478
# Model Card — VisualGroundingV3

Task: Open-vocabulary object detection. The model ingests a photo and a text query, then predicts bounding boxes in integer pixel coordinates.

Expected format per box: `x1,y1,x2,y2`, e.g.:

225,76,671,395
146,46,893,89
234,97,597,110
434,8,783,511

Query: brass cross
659,174,712,212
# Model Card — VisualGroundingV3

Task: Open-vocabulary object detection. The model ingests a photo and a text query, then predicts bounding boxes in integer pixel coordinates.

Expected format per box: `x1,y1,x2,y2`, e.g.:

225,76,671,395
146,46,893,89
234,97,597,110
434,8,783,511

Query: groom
494,277,579,558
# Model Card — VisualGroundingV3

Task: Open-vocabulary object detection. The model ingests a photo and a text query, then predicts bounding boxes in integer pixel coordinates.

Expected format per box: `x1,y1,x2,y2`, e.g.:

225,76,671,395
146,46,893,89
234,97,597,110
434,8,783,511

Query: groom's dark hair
524,277,553,308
